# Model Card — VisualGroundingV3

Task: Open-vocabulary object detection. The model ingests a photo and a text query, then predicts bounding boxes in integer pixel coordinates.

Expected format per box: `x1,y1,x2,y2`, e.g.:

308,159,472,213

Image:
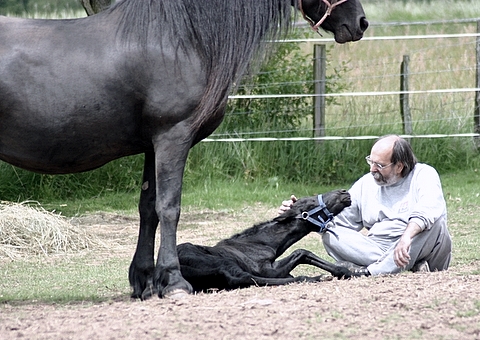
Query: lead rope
298,0,349,34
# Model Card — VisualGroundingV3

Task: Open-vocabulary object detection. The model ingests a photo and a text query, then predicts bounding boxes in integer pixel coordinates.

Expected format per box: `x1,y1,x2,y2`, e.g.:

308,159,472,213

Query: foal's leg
272,249,352,279
129,151,159,299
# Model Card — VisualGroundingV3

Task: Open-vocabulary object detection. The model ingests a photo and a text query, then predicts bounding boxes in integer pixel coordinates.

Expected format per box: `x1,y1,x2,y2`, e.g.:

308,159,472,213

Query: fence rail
221,24,480,146
275,32,480,43
203,133,480,142
229,88,480,100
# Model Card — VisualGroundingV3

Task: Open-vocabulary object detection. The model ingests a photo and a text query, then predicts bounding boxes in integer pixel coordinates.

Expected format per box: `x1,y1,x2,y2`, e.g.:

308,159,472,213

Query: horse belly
0,75,146,174
0,17,206,174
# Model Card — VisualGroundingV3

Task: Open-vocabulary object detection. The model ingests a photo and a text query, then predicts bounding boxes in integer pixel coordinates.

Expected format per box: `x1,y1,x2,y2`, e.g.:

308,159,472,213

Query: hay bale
0,201,98,260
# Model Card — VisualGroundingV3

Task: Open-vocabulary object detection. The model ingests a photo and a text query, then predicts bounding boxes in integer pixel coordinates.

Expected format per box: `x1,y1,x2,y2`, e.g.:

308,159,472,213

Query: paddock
1,199,479,339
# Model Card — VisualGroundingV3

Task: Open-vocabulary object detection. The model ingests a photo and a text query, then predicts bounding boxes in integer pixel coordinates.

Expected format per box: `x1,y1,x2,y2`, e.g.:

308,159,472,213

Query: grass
362,0,480,23
298,11,479,140
0,257,130,303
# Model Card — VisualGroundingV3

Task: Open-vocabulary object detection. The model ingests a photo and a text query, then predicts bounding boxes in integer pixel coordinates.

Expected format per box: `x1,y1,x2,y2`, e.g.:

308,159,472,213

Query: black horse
175,190,352,294
0,0,368,298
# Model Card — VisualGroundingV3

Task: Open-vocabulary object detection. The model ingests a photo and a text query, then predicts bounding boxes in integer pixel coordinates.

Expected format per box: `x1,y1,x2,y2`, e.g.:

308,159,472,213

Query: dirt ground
1,206,480,340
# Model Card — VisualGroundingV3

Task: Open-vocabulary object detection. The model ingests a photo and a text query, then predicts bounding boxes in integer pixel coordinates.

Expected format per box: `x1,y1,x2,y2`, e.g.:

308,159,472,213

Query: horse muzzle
334,15,368,43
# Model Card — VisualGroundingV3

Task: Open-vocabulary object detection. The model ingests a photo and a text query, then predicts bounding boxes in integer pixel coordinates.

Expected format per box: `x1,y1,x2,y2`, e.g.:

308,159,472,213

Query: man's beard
372,171,401,186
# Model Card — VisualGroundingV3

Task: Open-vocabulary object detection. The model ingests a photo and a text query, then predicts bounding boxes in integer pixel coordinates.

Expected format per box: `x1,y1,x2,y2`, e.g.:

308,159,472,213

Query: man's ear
395,162,404,175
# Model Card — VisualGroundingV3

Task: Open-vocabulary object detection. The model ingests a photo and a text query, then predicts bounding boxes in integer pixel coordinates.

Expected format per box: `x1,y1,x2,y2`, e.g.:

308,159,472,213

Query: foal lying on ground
177,189,355,292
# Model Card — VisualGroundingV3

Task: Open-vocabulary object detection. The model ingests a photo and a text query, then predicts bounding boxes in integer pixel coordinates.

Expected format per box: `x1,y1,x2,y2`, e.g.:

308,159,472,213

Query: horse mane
226,220,281,241
225,205,303,242
109,0,295,134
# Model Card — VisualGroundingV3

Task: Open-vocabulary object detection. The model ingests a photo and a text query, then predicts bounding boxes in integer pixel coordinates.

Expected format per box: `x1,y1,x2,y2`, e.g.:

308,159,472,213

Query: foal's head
276,189,351,223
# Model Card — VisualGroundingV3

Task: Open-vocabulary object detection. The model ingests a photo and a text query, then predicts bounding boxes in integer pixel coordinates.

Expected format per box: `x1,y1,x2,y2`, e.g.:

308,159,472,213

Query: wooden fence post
474,20,480,149
400,55,413,136
313,44,326,143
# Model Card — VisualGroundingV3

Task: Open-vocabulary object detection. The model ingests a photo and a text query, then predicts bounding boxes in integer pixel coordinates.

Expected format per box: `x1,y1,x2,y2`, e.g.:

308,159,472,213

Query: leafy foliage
0,0,82,15
220,30,350,135
0,0,27,15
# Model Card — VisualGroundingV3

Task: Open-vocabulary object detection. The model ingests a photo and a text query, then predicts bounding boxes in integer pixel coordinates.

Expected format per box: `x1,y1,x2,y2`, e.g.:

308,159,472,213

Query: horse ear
274,207,297,223
274,195,313,222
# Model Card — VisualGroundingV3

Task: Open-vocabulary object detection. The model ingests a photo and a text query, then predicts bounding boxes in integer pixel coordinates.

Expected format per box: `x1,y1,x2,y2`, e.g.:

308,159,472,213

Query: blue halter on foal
297,194,337,236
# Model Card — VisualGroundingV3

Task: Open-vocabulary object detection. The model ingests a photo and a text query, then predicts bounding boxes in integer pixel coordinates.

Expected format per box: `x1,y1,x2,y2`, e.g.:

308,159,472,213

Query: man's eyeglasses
365,156,393,170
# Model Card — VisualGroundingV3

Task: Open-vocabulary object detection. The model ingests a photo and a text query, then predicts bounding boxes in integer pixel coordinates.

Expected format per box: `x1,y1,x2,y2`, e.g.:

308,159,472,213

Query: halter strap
296,194,337,237
298,0,349,34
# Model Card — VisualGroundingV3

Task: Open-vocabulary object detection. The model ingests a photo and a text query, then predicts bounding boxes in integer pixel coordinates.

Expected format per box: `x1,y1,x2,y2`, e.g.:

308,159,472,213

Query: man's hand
394,221,422,268
394,235,412,268
278,195,297,215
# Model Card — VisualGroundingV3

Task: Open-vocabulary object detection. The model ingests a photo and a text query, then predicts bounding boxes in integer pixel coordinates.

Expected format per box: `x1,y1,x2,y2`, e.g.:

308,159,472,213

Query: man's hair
382,135,418,177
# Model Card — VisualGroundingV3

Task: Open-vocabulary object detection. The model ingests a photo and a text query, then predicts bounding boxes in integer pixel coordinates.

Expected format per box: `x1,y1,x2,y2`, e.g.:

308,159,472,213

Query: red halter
298,0,348,34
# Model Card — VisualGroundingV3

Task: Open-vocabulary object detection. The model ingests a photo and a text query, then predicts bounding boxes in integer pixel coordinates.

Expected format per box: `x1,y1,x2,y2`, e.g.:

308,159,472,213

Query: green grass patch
442,170,480,270
362,0,480,23
0,256,130,304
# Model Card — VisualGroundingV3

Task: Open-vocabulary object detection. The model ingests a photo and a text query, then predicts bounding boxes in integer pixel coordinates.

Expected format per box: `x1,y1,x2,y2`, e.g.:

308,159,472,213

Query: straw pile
0,201,98,260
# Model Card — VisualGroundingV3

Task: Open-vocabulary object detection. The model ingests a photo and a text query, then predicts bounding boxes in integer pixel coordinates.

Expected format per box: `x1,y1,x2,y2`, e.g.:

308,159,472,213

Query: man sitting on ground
279,134,452,276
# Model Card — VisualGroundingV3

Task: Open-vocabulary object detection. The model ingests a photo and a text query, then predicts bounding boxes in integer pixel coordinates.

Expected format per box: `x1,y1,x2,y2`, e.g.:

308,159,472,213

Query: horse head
315,188,352,215
298,0,368,43
275,189,351,227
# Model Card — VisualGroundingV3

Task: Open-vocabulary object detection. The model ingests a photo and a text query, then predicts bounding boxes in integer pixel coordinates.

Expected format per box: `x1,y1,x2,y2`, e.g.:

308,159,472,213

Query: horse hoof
314,275,333,282
140,284,158,301
164,289,190,300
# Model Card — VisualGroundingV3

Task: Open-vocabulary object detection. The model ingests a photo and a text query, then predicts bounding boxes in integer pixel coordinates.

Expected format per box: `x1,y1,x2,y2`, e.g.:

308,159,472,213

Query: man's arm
394,165,447,268
394,221,422,268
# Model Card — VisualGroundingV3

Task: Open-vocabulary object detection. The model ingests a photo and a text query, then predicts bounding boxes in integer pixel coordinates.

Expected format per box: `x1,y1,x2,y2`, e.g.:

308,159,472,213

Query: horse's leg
248,274,332,286
298,250,353,279
151,131,193,298
129,151,159,299
271,249,352,279
181,264,327,290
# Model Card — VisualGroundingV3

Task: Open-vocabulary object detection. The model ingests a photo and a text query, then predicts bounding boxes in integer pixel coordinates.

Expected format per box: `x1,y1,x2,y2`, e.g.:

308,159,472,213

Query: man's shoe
412,260,430,273
335,260,371,276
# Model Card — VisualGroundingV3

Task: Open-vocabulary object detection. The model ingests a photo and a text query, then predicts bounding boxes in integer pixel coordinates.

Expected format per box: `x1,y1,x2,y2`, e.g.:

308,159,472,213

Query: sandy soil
1,207,480,340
